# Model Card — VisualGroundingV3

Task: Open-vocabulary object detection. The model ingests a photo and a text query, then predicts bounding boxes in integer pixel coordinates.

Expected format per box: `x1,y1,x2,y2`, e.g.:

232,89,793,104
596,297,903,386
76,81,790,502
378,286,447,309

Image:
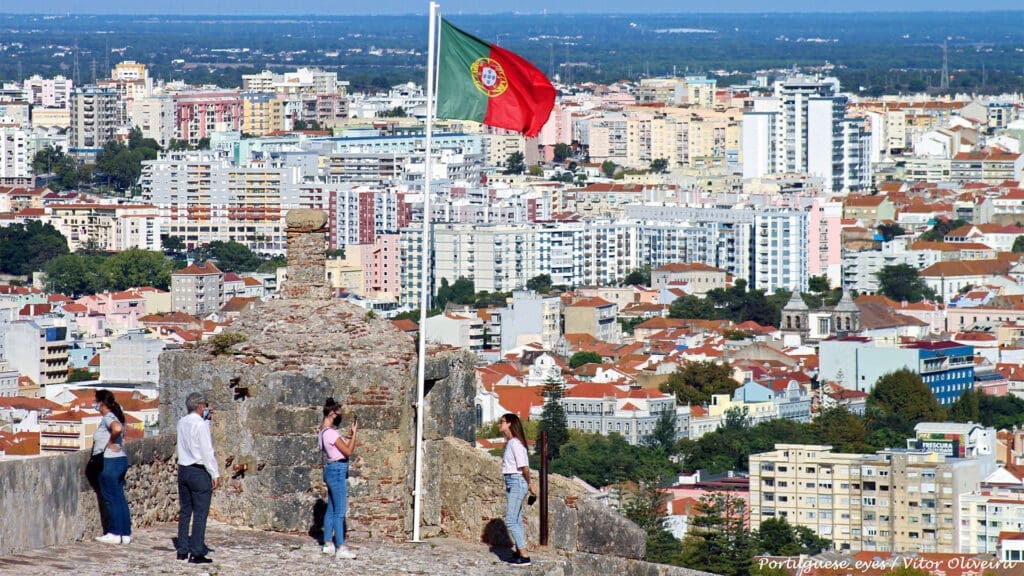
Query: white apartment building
171,261,224,317
100,329,166,383
499,290,561,353
422,311,484,352
751,426,997,553
130,96,176,148
841,240,943,294
559,384,689,446
47,202,161,252
0,126,33,181
754,208,809,292
22,74,73,109
140,150,304,254
69,85,124,153
432,222,536,294
4,319,69,387
742,76,871,193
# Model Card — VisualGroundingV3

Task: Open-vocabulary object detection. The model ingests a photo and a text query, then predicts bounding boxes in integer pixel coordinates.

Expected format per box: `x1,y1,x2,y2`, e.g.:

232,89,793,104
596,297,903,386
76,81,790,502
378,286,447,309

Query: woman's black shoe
188,555,213,564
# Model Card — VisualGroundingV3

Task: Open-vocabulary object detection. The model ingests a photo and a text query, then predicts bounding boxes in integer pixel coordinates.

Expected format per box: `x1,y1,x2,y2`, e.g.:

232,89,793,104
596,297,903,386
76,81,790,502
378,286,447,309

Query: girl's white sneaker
335,545,356,560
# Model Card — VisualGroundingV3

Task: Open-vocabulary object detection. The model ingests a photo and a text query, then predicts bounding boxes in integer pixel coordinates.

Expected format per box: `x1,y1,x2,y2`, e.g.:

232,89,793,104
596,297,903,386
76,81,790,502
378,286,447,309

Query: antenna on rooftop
940,40,949,91
73,38,80,85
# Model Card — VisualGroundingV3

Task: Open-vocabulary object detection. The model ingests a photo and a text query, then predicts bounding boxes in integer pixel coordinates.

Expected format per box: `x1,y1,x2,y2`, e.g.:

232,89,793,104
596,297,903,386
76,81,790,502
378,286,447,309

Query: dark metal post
540,430,548,546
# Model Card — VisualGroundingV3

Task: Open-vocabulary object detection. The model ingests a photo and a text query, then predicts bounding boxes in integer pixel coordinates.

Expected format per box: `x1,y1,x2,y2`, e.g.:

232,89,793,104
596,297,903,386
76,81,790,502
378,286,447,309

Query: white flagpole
412,0,440,544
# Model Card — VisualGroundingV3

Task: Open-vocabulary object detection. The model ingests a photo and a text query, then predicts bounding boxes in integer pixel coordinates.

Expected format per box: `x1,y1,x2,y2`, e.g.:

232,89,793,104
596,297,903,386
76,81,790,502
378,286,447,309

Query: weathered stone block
255,464,316,493
246,406,321,435
575,497,646,559
252,435,321,467
285,208,328,231
260,371,333,406
548,496,579,552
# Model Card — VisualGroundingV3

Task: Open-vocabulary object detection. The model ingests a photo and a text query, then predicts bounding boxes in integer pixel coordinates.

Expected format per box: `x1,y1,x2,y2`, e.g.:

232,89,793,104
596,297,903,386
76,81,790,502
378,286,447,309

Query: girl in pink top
319,397,357,560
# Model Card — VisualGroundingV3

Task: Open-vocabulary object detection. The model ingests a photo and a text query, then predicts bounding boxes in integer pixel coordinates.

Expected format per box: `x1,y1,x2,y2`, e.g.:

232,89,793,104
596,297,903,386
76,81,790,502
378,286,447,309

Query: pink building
75,290,148,332
807,197,844,287
174,92,243,145
348,234,403,300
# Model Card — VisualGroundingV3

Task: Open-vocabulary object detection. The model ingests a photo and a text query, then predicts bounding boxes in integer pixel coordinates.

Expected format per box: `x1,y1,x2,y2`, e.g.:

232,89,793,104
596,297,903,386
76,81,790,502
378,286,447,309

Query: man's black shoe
176,552,189,561
509,555,531,566
188,555,213,564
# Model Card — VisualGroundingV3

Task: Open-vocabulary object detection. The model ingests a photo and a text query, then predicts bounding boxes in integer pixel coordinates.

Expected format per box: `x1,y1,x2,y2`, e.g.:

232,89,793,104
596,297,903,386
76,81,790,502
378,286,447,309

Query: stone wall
0,434,177,556
426,437,646,560
159,297,419,540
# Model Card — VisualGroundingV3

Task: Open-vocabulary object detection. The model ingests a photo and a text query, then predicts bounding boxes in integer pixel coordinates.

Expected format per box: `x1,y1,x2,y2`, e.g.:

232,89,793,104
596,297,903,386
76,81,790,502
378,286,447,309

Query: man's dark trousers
177,464,213,557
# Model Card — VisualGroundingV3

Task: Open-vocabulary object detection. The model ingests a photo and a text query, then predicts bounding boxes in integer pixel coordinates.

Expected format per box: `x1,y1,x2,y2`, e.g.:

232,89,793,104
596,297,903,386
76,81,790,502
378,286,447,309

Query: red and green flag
436,19,556,138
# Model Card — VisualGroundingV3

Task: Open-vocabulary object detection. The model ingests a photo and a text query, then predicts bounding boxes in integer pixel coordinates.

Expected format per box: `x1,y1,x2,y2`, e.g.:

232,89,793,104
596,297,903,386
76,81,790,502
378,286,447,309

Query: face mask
202,408,211,420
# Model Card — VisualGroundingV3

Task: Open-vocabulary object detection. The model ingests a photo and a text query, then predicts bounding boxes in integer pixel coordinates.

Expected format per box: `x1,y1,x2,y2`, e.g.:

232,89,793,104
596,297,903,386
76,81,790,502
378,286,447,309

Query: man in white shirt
175,392,220,564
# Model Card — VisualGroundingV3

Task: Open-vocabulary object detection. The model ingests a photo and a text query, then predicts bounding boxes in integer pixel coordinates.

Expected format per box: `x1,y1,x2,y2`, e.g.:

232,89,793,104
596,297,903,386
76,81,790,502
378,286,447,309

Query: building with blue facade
819,337,974,406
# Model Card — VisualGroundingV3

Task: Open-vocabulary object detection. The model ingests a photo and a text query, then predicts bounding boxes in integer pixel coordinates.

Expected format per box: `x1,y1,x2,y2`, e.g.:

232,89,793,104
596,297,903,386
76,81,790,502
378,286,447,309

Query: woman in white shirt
499,412,535,566
93,389,131,545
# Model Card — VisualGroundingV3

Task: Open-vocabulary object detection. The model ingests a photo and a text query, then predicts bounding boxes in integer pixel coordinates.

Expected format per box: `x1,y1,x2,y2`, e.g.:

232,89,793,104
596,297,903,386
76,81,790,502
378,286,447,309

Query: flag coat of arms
436,19,556,138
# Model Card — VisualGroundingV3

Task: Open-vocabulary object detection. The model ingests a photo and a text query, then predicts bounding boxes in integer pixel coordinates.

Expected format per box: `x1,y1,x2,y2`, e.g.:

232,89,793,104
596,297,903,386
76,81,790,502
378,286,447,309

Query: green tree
869,368,945,425
810,406,869,453
661,361,739,406
650,158,668,173
0,220,70,276
206,240,261,272
755,516,803,556
100,249,174,291
976,394,1024,429
808,275,830,293
947,389,980,423
257,256,288,274
876,264,935,303
569,351,602,369
552,432,679,487
601,160,617,178
553,143,573,162
31,146,83,190
537,374,569,461
645,409,678,452
525,273,553,294
669,295,716,320
504,151,526,175
377,107,407,118
623,481,682,565
44,253,105,297
434,276,475,310
1013,235,1024,253
876,222,905,241
622,265,651,286
67,368,98,383
162,235,186,253
919,218,968,242
680,491,754,576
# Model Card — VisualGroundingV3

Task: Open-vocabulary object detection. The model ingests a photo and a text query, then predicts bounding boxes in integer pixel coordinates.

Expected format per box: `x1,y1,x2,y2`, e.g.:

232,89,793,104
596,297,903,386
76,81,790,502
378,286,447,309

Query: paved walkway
0,520,558,576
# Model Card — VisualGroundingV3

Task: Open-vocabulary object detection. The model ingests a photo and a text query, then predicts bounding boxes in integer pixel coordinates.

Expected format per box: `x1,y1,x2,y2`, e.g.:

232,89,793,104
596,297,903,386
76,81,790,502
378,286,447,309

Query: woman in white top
93,389,131,545
499,412,535,566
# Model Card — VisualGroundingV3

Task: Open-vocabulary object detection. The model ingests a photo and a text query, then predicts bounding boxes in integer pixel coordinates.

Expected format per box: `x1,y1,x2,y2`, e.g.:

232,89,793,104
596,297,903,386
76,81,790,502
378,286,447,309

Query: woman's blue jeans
99,456,131,537
504,473,528,551
323,460,349,546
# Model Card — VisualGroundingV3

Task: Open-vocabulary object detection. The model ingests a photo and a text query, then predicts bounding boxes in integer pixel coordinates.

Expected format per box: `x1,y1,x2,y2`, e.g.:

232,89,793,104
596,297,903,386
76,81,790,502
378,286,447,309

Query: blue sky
5,1,1023,15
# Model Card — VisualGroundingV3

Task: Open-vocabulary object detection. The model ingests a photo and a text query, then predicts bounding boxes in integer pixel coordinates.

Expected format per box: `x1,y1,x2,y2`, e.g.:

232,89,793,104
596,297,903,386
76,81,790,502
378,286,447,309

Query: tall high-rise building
69,85,124,153
742,76,870,193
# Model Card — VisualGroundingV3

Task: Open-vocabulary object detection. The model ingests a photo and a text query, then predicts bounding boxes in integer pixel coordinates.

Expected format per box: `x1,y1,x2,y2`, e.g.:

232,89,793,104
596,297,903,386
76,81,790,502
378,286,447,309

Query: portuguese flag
436,19,556,138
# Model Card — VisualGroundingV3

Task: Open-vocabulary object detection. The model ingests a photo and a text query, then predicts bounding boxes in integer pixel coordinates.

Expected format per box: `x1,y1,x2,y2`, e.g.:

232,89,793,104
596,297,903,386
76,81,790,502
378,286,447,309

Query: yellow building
751,438,994,554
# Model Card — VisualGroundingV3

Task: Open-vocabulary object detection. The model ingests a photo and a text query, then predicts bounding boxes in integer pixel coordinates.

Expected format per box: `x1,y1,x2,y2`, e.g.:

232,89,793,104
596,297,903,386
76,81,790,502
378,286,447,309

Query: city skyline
4,1,1024,15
